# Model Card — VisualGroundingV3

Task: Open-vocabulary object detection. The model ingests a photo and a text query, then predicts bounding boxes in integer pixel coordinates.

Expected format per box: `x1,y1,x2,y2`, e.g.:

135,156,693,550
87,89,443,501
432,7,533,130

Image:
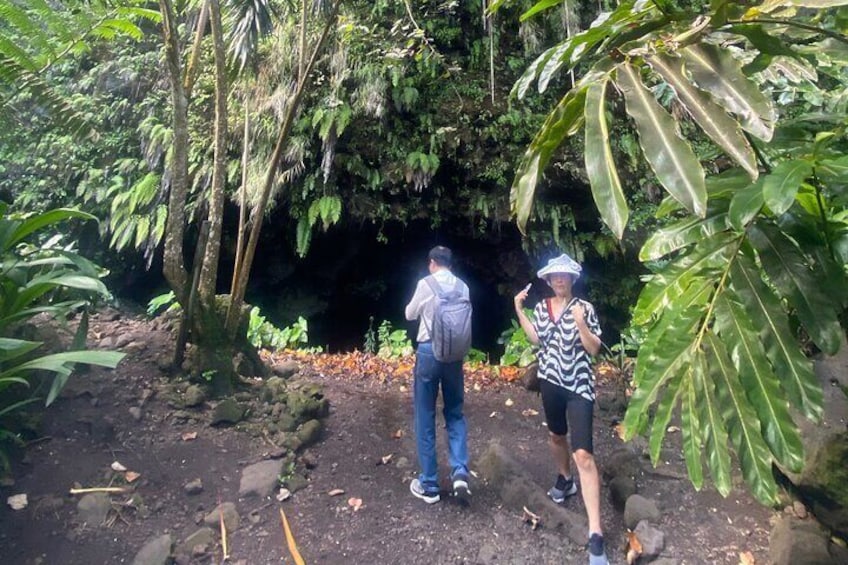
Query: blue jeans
413,342,469,492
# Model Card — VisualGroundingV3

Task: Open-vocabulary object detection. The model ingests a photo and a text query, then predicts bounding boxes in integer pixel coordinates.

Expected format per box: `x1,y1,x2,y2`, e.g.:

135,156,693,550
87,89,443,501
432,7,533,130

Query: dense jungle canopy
2,0,848,506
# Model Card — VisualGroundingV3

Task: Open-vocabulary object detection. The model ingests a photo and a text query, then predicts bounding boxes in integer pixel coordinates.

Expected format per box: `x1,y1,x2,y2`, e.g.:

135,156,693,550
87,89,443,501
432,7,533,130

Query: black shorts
539,378,594,453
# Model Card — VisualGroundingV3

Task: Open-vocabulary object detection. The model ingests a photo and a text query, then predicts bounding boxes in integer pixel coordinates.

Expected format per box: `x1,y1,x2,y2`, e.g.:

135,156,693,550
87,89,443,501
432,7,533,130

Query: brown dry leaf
391,429,404,439
522,506,541,530
521,408,539,417
124,471,141,483
614,423,626,441
110,461,127,472
626,529,643,564
504,398,514,407
181,431,198,441
626,548,640,565
327,489,345,497
739,551,755,565
347,497,363,511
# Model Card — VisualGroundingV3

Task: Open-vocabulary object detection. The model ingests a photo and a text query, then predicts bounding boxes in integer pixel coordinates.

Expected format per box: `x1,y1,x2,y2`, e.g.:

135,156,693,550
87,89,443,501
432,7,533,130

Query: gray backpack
424,275,472,362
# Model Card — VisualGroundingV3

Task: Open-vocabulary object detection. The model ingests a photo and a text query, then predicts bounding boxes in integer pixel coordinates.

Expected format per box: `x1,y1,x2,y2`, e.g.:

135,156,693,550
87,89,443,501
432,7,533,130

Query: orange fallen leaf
347,497,363,511
391,429,404,439
739,551,755,565
181,431,197,441
328,489,345,497
124,471,140,483
614,423,626,441
521,408,539,417
626,530,642,564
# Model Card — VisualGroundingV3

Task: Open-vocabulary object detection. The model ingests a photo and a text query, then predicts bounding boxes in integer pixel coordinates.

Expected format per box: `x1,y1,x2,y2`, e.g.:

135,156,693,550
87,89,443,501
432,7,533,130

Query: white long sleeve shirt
404,269,469,343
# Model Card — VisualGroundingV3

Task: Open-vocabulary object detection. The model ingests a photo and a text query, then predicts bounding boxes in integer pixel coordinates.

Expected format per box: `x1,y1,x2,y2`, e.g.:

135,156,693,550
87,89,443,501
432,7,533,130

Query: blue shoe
548,474,578,503
588,533,609,565
409,479,440,504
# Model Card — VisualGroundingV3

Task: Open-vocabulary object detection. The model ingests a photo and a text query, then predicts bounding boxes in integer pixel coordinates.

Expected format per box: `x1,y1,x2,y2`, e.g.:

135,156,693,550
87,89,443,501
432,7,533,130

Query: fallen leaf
522,506,541,530
7,494,27,510
391,429,404,439
614,423,626,440
666,425,680,433
124,471,141,483
347,497,363,511
521,408,539,417
111,461,127,472
327,489,345,497
473,383,481,391
380,454,393,465
276,488,291,502
181,431,198,441
626,530,643,564
399,385,407,392
489,411,498,418
739,551,755,565
505,398,514,407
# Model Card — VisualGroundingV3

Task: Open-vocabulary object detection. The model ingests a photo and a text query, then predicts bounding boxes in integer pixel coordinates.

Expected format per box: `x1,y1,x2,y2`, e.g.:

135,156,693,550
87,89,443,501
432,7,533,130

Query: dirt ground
0,310,775,564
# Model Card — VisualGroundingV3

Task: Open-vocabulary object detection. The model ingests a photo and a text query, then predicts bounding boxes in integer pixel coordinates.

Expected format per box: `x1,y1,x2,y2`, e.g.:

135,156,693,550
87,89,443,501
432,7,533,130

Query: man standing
404,246,471,504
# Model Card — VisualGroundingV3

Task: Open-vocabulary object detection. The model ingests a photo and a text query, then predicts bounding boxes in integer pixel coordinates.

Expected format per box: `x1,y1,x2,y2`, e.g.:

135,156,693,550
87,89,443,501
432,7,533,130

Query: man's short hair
428,245,452,267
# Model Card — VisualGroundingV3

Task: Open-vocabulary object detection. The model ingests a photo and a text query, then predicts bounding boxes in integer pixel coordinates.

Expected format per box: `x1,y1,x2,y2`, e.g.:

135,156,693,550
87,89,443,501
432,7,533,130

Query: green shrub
377,320,413,359
497,311,537,367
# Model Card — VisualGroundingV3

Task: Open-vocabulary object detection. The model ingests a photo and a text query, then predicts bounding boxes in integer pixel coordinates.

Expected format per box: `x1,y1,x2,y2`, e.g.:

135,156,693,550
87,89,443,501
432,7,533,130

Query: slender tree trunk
159,0,190,307
231,102,250,293
225,0,341,338
197,0,228,306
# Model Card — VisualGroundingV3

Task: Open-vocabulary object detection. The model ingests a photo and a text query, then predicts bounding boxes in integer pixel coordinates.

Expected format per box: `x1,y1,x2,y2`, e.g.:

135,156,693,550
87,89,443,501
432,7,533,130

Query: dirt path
0,312,774,564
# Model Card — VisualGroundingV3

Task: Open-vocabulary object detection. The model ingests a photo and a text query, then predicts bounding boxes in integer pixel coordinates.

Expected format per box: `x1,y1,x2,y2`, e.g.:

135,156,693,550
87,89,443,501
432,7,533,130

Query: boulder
609,475,637,511
769,516,833,565
203,502,239,532
272,360,300,379
239,459,284,498
211,399,245,426
183,385,206,407
77,493,111,526
634,520,665,560
624,494,661,530
297,419,323,448
131,534,173,565
477,441,586,546
286,381,329,423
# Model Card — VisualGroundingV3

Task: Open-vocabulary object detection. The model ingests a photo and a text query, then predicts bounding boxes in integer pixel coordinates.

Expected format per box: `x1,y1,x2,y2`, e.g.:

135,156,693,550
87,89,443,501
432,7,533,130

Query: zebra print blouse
532,297,602,402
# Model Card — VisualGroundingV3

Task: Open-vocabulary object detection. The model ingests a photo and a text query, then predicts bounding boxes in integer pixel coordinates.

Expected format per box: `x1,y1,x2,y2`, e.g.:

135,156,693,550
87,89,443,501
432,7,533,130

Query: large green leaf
762,159,813,216
648,54,758,180
0,209,96,252
714,294,805,473
623,306,702,441
786,0,848,7
520,0,562,22
748,223,842,355
616,62,707,217
634,232,735,325
693,348,732,496
639,213,729,262
584,78,628,239
681,355,704,491
648,371,683,466
511,87,588,233
730,253,823,421
705,332,778,505
729,180,764,230
682,44,775,141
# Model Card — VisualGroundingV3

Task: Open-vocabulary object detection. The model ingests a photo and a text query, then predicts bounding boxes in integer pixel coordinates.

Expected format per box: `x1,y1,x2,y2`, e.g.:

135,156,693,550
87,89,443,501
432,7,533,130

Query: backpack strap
546,297,579,324
424,275,442,297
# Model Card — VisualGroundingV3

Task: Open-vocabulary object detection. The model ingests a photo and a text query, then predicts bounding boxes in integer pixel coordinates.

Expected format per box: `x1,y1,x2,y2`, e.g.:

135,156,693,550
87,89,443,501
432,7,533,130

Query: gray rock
602,447,642,481
211,399,245,426
203,502,239,532
239,459,284,498
183,385,206,407
184,478,203,495
634,520,665,559
609,474,637,511
99,336,116,349
116,334,133,348
176,527,215,557
271,360,300,379
296,419,323,448
477,440,586,546
769,516,833,565
624,494,661,530
395,456,410,470
129,406,143,421
77,493,111,526
286,381,329,422
286,474,309,493
131,534,173,565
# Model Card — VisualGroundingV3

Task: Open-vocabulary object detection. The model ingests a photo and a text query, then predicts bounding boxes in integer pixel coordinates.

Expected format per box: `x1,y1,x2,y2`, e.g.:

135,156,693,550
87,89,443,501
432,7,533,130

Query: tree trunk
225,0,341,339
158,0,190,307
197,0,228,307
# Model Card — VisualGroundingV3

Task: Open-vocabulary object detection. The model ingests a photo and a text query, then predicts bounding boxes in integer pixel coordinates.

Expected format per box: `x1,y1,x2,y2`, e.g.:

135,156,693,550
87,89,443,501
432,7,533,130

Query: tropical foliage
0,206,124,469
502,0,848,504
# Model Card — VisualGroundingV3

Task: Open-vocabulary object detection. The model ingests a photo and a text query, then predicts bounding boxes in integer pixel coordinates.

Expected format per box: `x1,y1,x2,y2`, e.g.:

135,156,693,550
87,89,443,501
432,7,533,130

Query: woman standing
514,253,608,565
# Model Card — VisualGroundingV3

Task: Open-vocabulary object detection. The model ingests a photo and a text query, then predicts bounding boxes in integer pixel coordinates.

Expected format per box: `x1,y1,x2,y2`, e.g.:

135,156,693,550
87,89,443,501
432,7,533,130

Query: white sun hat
537,253,582,281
